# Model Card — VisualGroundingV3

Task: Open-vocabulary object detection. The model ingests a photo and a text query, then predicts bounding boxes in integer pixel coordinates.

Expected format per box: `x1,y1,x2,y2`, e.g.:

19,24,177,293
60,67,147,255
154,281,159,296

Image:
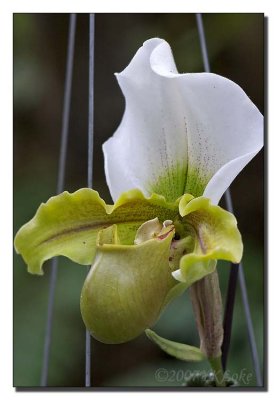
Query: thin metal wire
40,13,77,387
88,14,95,189
223,192,262,386
85,13,95,388
238,260,263,385
195,13,262,386
196,13,211,72
221,189,239,370
221,260,239,370
40,258,58,387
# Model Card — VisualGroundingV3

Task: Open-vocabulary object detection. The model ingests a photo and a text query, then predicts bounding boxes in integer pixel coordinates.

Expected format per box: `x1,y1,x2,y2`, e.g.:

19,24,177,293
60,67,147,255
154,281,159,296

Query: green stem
209,356,226,387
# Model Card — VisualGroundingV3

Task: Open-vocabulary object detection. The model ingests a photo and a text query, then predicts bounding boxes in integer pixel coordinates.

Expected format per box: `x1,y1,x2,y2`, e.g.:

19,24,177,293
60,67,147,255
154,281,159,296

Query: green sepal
173,195,243,283
145,329,206,362
14,188,179,275
80,224,178,344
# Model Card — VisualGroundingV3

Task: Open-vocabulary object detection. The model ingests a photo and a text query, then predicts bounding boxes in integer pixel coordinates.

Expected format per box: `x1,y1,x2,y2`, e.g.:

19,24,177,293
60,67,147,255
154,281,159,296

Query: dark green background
14,13,264,387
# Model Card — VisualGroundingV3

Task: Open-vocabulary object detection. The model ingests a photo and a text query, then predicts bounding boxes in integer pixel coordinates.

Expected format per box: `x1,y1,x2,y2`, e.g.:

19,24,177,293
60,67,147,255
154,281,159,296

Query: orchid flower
14,39,263,366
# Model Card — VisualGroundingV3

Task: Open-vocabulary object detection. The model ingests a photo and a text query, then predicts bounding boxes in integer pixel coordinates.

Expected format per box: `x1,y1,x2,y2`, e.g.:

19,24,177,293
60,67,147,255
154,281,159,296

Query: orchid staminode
14,38,263,366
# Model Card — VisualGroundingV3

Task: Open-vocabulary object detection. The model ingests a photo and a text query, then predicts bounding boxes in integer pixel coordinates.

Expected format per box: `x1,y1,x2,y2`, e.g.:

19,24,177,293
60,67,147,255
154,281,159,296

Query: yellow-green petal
80,224,178,344
173,195,243,284
14,188,179,275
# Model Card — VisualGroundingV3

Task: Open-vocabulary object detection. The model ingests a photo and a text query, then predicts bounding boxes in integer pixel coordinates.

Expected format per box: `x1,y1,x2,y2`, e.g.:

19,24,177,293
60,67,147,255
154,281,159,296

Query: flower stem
209,356,226,387
190,269,227,387
189,269,223,358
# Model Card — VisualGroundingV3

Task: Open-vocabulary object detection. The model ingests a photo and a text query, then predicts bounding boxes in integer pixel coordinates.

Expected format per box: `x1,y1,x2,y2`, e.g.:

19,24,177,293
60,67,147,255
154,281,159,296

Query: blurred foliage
13,13,264,387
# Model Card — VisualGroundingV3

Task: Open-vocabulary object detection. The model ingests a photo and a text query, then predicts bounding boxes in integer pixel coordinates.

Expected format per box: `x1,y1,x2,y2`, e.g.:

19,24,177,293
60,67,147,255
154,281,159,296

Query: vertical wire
88,14,95,189
238,261,263,385
221,189,239,370
223,194,262,386
85,13,95,388
195,13,210,72
195,13,262,386
40,13,77,387
221,259,239,370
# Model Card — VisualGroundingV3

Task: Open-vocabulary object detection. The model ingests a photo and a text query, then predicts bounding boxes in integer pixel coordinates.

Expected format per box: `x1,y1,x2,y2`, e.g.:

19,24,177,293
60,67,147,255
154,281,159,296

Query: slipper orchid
14,38,263,359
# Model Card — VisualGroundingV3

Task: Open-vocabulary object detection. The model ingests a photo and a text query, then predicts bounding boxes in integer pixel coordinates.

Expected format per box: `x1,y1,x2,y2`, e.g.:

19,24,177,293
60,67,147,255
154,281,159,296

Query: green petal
145,329,206,362
80,224,178,344
173,195,243,283
14,188,179,275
